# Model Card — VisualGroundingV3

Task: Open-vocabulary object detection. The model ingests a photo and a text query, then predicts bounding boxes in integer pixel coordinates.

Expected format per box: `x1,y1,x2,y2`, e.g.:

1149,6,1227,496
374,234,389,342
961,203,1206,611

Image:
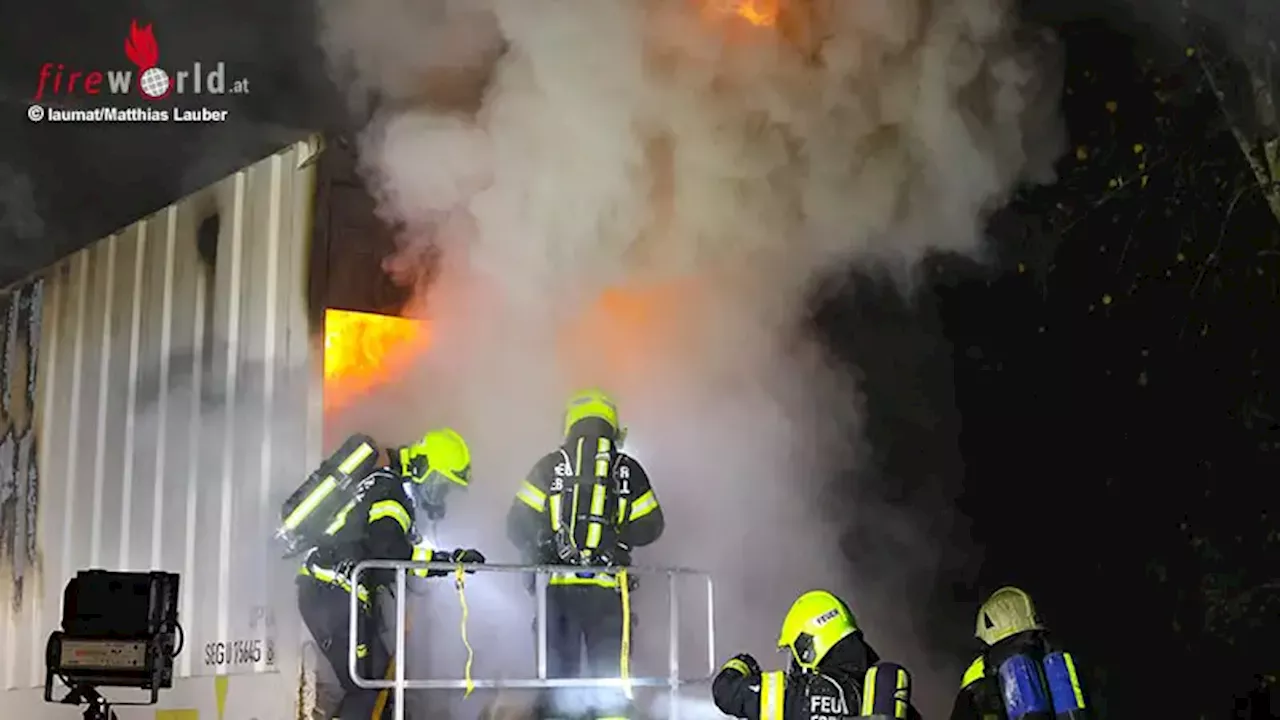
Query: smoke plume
0,164,45,283
317,0,1064,715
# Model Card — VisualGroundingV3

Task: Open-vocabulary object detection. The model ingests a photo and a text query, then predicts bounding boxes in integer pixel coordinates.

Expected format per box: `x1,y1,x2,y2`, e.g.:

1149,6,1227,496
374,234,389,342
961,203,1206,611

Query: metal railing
347,560,716,720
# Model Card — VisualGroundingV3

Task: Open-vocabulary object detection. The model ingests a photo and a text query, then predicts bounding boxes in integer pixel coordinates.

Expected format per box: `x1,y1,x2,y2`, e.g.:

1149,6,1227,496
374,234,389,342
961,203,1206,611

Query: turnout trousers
297,576,392,720
542,583,632,720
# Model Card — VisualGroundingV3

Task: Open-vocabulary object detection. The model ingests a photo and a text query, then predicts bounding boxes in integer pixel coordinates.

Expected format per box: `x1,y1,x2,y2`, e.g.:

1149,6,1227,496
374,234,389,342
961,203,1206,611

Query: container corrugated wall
0,138,323,692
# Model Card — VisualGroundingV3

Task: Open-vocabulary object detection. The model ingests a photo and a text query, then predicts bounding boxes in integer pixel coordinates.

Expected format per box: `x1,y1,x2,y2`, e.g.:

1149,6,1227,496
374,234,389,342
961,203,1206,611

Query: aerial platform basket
348,560,717,720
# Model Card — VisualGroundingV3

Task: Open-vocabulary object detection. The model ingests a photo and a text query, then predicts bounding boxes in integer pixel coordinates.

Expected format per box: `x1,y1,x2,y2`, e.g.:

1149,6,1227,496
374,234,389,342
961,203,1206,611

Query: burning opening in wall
700,0,780,27
322,281,710,416
323,308,431,412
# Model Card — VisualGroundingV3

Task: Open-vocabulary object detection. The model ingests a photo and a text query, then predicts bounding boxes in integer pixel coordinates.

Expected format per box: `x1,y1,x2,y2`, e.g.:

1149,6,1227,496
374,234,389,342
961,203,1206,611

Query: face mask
416,478,454,520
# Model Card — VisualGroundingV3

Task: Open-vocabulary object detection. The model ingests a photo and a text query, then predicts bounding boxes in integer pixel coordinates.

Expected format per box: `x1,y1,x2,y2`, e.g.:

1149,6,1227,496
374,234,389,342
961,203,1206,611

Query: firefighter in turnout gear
713,590,921,720
291,429,485,720
950,587,1090,720
507,389,665,720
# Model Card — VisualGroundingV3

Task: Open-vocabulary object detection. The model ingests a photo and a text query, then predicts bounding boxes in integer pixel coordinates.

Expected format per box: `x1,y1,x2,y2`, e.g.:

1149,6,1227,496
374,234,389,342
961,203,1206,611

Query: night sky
849,14,1278,720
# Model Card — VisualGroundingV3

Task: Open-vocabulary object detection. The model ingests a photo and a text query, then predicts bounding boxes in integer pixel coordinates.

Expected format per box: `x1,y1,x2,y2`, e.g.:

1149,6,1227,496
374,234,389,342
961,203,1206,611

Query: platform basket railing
347,560,717,720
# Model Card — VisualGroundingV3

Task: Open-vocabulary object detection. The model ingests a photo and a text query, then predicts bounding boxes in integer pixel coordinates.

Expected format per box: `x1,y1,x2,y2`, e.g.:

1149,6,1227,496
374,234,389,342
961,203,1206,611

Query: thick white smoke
317,0,1063,716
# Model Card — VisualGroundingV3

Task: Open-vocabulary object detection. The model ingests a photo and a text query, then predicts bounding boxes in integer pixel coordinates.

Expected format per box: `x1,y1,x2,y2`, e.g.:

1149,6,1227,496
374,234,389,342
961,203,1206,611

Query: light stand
44,570,183,719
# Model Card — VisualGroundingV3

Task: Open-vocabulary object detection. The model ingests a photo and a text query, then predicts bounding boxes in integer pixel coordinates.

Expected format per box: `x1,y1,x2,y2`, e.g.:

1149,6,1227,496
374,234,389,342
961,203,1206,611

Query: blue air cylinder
1043,651,1089,719
996,653,1053,720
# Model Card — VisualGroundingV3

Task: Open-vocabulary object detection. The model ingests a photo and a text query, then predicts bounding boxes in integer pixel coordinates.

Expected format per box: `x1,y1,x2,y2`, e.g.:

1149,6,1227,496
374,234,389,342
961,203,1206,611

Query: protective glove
543,528,582,565
595,543,632,569
449,548,485,573
333,558,357,582
734,653,761,676
721,653,761,679
713,652,761,717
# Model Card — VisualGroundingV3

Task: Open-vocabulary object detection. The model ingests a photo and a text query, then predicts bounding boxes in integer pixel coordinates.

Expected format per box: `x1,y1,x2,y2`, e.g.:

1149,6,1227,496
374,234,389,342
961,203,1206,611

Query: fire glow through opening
322,308,430,412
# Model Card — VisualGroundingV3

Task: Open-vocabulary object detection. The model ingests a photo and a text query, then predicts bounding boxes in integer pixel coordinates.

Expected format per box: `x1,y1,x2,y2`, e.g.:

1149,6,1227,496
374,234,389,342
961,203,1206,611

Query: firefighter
713,590,920,720
296,428,485,720
950,586,1090,720
507,389,665,720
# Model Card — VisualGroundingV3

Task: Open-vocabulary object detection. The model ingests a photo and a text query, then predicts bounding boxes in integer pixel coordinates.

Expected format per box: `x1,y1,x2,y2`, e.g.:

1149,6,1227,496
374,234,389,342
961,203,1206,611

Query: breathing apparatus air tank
995,653,1053,720
275,434,380,558
1042,651,1088,719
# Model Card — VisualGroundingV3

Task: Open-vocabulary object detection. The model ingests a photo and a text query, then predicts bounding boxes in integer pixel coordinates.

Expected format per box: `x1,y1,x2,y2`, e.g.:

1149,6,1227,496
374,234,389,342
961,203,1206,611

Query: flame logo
123,19,171,100
124,20,159,69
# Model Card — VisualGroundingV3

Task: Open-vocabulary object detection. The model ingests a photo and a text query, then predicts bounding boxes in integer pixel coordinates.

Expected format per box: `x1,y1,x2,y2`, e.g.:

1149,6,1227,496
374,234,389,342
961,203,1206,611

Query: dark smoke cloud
0,165,43,244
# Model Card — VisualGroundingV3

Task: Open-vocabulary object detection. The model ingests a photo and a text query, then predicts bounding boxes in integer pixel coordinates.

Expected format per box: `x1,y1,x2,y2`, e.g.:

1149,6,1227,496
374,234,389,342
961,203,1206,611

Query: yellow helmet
777,590,859,671
975,586,1042,646
401,428,472,520
563,388,622,438
401,428,472,487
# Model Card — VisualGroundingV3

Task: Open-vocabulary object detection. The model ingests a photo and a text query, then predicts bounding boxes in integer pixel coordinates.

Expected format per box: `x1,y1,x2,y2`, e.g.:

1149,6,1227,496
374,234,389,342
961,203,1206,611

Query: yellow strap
548,573,620,587
298,565,370,605
371,612,411,719
619,569,632,700
454,565,475,697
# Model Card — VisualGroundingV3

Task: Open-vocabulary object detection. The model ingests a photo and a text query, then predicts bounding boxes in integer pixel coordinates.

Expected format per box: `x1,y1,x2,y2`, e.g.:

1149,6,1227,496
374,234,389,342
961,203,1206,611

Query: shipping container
0,134,717,720
0,137,326,719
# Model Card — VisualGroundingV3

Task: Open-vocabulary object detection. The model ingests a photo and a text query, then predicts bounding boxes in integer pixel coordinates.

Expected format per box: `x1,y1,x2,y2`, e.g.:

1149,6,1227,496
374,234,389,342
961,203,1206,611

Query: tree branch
1193,44,1280,226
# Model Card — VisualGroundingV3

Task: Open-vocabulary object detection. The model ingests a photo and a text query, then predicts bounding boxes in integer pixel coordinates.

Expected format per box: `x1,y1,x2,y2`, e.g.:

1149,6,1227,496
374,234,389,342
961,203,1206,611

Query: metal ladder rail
345,560,717,720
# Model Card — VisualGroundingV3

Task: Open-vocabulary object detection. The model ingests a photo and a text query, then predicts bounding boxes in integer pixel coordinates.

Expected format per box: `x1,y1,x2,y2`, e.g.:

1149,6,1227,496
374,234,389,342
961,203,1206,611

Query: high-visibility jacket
712,637,919,720
298,468,432,601
506,431,664,587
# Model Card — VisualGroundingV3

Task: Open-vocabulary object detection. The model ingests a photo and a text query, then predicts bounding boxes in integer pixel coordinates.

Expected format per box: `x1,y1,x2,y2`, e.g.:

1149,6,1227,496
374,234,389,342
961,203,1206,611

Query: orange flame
559,279,704,385
323,309,431,412
698,0,780,27
124,20,160,69
320,283,702,414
